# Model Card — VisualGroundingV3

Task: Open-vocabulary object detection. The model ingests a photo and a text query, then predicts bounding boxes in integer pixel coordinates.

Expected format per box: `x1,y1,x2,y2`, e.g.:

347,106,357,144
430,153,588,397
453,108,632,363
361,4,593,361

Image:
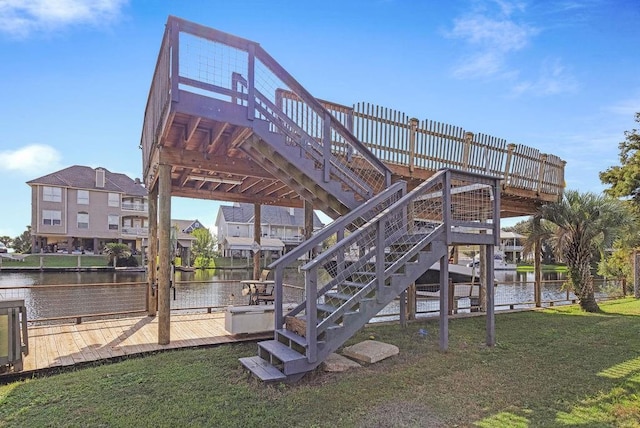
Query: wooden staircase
240,165,499,382
137,17,500,383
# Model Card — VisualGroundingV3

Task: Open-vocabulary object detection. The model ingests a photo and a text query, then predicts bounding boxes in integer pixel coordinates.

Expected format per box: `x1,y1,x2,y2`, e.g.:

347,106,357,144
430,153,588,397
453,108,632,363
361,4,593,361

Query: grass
516,263,568,272
1,299,640,427
0,254,108,268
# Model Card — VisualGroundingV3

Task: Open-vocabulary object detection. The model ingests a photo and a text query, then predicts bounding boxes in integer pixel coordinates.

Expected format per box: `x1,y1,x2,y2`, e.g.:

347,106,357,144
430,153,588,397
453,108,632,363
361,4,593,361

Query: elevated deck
141,16,564,219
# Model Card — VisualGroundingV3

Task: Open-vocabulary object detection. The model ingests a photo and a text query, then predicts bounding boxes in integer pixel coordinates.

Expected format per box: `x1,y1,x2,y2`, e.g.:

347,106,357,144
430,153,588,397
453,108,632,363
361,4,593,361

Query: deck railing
0,277,624,325
140,16,564,199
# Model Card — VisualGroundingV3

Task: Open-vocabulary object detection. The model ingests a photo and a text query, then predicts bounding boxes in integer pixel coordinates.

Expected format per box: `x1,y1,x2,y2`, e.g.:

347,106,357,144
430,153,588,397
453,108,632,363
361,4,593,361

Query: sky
0,0,639,239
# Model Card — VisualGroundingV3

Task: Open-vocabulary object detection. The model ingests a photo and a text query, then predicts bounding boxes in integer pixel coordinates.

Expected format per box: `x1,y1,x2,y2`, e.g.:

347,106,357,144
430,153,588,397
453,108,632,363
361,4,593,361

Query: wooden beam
184,116,201,146
170,186,303,207
207,122,229,155
159,146,274,180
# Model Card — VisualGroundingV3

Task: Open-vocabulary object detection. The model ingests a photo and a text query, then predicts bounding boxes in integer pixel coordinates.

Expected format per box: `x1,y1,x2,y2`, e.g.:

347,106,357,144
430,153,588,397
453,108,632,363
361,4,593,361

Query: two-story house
27,166,148,254
215,203,324,258
499,231,525,263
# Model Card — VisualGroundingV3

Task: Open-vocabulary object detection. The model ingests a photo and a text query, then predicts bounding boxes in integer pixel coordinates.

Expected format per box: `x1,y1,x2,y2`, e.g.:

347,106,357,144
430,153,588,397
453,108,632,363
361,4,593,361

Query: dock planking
12,312,271,376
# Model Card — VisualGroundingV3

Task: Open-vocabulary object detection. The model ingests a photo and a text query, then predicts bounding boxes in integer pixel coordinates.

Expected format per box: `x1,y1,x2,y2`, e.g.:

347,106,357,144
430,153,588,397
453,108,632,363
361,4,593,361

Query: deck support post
147,185,158,316
485,244,496,347
407,283,416,320
158,163,172,345
439,255,449,351
253,203,261,280
533,215,542,307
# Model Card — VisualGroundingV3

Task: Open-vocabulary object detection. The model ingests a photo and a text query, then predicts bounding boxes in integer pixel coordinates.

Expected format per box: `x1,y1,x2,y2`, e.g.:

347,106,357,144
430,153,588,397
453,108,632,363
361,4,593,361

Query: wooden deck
6,312,269,377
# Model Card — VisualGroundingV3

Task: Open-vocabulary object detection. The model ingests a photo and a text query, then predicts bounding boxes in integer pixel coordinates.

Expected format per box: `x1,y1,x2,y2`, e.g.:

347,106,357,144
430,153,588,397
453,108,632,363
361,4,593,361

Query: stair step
342,281,367,289
277,328,308,347
325,291,353,302
239,356,286,382
258,340,306,364
317,303,337,314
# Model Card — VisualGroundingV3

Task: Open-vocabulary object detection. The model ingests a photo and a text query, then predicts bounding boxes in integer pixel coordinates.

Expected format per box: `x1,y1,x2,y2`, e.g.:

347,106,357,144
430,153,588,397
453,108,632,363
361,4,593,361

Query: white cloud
0,144,63,175
511,58,578,97
446,1,583,98
0,0,128,38
447,2,538,78
606,95,640,118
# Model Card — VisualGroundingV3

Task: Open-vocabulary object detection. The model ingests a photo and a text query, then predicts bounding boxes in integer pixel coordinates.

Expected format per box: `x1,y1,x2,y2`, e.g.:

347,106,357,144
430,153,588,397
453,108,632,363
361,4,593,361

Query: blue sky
0,0,639,238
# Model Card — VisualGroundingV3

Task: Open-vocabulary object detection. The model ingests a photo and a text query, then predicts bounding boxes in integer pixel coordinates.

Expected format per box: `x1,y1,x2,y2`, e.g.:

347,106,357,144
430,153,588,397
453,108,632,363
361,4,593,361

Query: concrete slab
342,340,399,364
322,353,362,372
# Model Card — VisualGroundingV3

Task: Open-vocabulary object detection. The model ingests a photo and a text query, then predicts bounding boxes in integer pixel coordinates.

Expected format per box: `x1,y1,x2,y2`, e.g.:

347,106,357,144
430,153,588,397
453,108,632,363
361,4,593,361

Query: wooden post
536,154,548,195
439,256,449,351
399,290,407,328
462,131,473,171
503,143,516,188
157,164,172,345
479,243,486,312
485,245,496,347
533,215,542,307
408,118,418,173
147,185,158,316
407,283,416,320
304,200,313,257
253,203,261,280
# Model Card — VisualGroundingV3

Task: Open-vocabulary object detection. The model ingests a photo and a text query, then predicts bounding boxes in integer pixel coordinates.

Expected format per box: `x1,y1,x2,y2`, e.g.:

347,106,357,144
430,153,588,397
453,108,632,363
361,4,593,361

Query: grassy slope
1,299,639,427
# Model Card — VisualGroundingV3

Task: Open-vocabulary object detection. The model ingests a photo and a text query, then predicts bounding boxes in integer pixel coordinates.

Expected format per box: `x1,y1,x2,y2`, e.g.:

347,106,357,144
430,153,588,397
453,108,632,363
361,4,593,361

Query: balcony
121,202,148,212
121,227,148,237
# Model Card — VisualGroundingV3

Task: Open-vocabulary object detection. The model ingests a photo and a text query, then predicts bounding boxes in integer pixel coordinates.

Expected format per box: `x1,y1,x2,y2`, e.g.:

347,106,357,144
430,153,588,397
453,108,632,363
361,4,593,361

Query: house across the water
215,203,324,258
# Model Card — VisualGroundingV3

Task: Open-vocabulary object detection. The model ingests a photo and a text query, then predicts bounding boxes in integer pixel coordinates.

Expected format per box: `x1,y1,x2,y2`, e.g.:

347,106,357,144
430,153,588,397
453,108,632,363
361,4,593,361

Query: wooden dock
5,312,269,378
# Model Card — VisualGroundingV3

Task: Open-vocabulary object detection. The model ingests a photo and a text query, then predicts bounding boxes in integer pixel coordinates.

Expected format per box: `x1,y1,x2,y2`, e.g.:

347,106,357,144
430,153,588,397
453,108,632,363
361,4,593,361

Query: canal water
0,268,571,322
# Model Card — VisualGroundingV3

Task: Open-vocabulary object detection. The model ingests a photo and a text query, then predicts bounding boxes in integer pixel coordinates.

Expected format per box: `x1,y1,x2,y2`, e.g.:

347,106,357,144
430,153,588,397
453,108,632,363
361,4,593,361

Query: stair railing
297,169,501,362
268,181,407,331
158,17,392,200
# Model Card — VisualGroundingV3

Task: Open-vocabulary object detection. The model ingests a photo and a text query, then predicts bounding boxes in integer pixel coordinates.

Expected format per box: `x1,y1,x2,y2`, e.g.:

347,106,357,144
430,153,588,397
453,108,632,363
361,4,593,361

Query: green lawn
0,254,145,268
1,299,640,427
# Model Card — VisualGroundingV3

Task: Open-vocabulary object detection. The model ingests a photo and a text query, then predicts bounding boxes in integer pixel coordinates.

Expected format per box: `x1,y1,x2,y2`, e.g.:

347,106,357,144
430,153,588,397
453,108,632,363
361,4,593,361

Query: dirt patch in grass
355,399,448,427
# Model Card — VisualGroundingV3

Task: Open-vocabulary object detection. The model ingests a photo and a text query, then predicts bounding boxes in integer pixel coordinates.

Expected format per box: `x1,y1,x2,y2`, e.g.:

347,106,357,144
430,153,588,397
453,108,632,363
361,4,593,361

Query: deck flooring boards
4,312,271,378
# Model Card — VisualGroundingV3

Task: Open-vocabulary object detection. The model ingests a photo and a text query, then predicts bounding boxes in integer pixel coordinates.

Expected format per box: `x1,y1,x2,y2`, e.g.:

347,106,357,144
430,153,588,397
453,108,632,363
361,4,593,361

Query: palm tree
103,243,132,268
538,190,635,312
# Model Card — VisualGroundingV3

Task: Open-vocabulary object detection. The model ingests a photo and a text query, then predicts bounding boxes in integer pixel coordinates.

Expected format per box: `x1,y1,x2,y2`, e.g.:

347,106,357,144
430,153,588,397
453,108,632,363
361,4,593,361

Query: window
43,186,61,202
77,212,89,229
43,210,61,226
108,193,120,207
77,190,89,205
108,215,119,230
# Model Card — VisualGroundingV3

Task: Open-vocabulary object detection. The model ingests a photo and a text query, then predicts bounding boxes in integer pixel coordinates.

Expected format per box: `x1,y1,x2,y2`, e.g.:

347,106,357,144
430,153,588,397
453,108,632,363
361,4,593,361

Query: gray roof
27,165,147,196
173,219,203,240
220,203,323,228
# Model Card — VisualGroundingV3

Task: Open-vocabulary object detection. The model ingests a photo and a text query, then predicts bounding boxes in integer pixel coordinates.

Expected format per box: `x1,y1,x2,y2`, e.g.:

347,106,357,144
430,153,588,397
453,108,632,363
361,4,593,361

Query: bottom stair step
259,340,306,363
239,356,286,382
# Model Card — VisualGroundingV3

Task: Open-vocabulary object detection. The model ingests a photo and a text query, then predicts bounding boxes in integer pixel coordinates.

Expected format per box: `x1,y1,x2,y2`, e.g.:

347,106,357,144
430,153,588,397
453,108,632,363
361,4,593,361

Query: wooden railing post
170,19,180,103
536,154,548,195
323,112,332,182
503,143,516,189
462,131,473,171
409,118,418,173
